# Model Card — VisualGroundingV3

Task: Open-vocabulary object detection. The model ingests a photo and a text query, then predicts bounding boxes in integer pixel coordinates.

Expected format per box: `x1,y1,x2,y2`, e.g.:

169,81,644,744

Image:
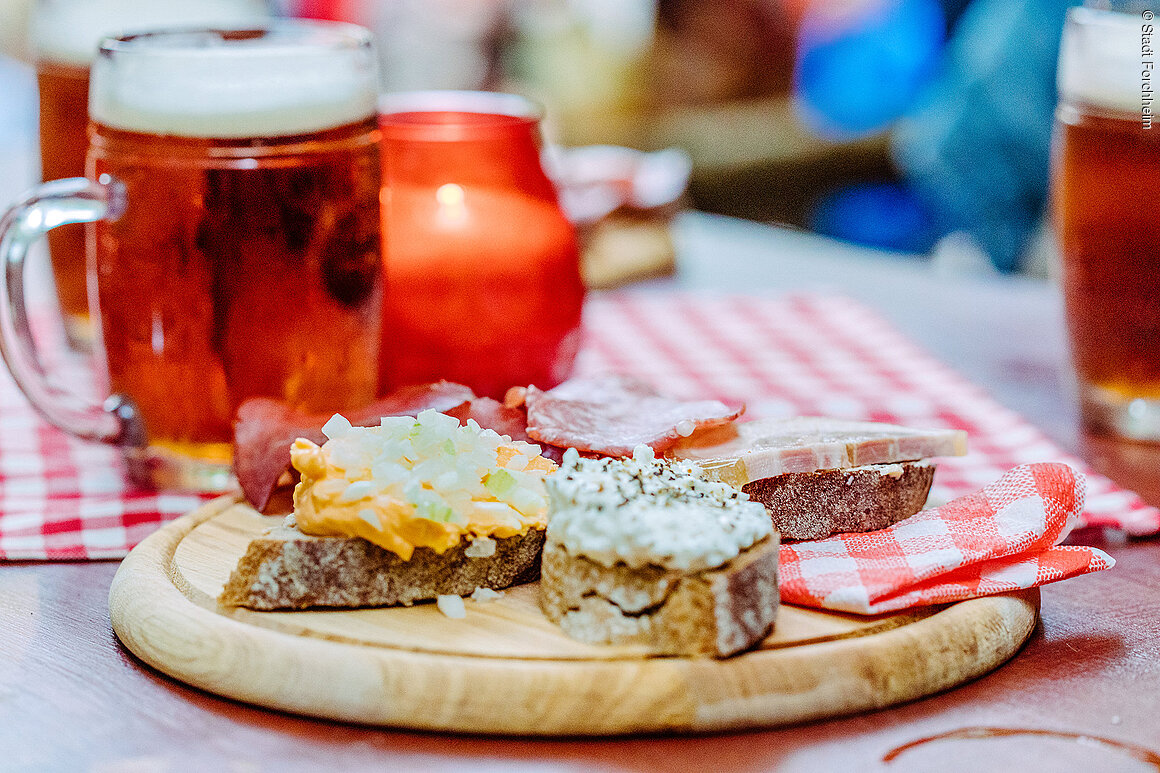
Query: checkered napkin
779,462,1114,614
2,290,1156,561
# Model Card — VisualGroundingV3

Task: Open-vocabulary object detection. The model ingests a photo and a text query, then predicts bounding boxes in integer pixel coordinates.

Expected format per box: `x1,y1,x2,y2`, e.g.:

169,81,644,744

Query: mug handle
0,175,143,446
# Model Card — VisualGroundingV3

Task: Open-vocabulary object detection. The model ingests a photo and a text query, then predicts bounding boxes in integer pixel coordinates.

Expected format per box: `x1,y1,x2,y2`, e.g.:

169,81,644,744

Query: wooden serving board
109,496,1039,736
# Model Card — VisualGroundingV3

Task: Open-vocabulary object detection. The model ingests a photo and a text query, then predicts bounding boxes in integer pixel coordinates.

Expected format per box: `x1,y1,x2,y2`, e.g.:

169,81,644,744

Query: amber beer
1053,112,1160,394
1051,7,1160,439
86,121,383,466
35,60,89,343
31,0,269,348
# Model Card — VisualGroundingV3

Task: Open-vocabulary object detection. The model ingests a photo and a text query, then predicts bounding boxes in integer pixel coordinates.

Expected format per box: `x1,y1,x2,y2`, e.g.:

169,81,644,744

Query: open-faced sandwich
540,446,778,657
219,409,554,610
669,417,967,540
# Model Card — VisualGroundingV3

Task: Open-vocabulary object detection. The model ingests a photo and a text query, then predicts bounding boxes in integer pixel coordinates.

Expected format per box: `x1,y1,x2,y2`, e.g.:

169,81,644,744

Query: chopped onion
436,594,466,618
321,413,353,440
357,508,380,529
338,480,376,503
470,587,502,603
465,536,497,558
504,453,529,472
310,410,552,532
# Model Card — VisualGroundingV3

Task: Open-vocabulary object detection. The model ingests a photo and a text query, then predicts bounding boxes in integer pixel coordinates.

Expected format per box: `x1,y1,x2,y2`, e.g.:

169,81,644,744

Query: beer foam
89,30,379,138
31,0,269,66
1058,8,1147,115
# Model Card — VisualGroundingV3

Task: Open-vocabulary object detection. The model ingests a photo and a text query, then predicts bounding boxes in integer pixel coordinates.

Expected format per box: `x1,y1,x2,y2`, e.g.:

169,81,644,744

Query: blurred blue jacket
892,0,1077,272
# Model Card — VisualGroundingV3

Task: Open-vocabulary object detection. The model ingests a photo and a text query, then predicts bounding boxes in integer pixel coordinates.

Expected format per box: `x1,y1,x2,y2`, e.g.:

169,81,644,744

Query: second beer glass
31,0,271,349
1052,6,1160,441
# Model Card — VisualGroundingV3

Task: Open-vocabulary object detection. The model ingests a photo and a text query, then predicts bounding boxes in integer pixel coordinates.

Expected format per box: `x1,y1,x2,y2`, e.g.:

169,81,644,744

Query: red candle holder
378,91,585,399
375,91,584,396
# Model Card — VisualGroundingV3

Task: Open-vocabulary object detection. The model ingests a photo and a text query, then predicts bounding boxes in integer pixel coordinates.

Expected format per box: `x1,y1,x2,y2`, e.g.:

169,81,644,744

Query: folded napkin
779,463,1114,614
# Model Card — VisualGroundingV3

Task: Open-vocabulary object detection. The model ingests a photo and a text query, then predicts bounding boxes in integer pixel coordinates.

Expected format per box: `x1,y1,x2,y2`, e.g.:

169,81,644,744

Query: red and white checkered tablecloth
2,290,1156,561
577,292,1159,535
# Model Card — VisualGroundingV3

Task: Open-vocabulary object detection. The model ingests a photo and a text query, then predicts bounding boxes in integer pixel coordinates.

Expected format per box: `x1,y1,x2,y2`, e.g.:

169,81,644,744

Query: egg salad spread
290,410,555,561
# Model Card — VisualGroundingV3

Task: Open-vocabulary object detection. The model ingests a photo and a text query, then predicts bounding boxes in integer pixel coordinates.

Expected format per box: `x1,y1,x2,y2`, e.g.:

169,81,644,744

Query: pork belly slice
669,417,967,487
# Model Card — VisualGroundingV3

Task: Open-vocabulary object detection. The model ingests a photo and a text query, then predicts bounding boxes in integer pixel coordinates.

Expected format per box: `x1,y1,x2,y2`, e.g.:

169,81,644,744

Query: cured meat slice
234,381,475,511
444,398,533,444
444,397,566,463
668,417,968,487
234,400,326,513
524,376,744,456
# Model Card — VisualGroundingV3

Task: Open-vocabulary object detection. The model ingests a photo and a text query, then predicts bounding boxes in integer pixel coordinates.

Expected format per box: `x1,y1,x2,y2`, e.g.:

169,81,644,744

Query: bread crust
218,525,545,610
743,461,935,540
539,536,779,658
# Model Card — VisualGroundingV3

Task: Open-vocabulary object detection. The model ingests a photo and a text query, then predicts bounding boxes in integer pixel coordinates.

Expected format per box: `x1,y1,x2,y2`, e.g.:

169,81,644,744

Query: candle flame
435,183,467,225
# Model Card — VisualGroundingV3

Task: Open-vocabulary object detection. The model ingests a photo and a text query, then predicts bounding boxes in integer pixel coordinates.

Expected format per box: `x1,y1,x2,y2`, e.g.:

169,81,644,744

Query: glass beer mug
0,23,383,492
1051,2,1160,440
31,0,271,350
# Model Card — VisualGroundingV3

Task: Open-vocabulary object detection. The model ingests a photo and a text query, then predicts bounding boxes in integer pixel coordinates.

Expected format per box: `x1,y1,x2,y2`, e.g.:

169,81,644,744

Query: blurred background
0,0,1076,282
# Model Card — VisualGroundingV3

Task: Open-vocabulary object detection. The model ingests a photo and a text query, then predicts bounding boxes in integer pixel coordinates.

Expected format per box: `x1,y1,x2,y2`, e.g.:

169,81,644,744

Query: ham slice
668,417,968,487
524,376,744,456
234,381,475,511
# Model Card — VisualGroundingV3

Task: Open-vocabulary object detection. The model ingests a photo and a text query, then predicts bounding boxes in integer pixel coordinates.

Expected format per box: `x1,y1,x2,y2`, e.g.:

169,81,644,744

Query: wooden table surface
1,56,1158,769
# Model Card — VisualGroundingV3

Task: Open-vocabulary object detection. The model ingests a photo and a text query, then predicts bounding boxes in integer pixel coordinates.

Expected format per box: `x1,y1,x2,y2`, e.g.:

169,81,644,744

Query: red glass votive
377,91,585,399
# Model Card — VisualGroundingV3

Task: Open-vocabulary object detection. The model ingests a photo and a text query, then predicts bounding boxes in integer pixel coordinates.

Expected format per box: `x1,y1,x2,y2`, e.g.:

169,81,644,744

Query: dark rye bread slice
743,461,935,540
539,535,779,658
218,524,545,610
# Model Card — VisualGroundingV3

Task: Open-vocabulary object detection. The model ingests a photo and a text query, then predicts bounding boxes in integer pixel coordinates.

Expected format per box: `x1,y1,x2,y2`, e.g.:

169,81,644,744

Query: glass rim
377,90,545,140
97,20,374,58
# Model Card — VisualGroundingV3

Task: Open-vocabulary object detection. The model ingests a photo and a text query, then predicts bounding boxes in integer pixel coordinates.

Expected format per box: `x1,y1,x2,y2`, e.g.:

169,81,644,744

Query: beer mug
31,0,271,350
0,23,383,492
1051,3,1160,441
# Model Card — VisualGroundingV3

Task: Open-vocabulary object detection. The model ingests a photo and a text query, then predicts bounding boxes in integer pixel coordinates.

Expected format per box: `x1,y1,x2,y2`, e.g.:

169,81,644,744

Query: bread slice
539,535,779,658
218,524,545,610
743,461,935,540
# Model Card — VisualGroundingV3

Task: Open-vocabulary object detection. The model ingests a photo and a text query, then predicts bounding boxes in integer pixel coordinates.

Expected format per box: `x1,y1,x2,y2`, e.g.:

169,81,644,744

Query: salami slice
524,376,744,456
233,381,475,511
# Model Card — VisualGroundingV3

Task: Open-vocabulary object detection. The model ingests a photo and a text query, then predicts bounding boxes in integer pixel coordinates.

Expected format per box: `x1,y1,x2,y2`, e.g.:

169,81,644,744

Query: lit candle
377,96,585,399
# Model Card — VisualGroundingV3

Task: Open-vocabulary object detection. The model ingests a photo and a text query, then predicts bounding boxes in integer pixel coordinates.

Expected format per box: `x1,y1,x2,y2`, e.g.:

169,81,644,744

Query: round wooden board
109,496,1040,736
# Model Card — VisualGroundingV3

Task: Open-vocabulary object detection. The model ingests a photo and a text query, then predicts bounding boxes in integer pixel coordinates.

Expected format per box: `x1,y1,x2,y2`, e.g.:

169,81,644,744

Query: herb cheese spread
545,446,773,571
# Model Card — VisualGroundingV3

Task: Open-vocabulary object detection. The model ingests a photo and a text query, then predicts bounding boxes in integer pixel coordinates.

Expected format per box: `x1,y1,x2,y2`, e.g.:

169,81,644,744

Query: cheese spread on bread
290,410,555,561
545,446,772,571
